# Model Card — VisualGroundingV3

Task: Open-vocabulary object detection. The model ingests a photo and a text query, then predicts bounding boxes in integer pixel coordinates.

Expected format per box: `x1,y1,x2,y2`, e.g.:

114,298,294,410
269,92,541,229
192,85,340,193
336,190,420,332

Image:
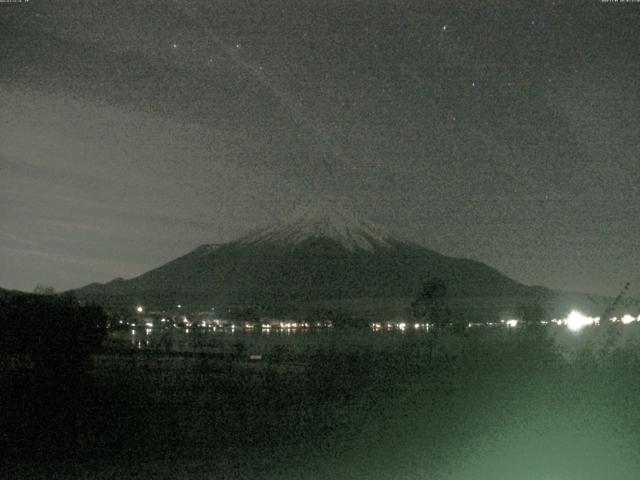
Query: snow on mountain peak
236,200,394,251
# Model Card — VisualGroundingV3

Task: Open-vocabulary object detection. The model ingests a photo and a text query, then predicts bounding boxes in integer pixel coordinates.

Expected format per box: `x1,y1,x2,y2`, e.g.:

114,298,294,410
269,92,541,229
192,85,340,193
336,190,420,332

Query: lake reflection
111,322,426,356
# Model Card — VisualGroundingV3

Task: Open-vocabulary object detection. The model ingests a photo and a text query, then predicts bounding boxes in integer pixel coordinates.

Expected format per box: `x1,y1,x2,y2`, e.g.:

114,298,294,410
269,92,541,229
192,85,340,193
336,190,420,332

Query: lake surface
108,324,433,356
109,321,640,359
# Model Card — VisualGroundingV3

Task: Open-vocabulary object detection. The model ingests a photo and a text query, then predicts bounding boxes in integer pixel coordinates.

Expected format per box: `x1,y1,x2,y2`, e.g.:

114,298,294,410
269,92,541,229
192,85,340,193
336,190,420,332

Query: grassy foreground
3,325,640,479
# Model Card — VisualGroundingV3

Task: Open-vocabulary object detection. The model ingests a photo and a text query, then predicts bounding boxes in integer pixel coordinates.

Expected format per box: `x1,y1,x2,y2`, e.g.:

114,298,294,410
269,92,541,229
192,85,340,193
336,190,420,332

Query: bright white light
505,319,518,328
136,306,144,313
145,322,153,328
398,322,406,331
565,310,596,332
621,314,636,325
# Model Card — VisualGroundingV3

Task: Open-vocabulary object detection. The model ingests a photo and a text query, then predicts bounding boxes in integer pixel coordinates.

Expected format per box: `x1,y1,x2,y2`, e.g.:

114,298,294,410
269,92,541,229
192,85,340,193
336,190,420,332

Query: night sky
1,0,639,297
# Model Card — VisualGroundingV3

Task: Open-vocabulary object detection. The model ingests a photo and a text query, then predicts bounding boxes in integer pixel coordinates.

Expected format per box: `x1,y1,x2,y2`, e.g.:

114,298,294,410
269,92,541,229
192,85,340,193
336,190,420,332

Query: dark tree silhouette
412,279,451,330
516,301,546,326
0,292,107,358
33,283,56,295
0,290,108,455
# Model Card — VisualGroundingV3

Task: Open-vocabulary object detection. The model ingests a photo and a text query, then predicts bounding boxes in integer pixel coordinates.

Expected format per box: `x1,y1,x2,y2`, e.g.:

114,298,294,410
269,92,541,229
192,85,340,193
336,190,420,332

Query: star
172,43,178,49
442,25,448,32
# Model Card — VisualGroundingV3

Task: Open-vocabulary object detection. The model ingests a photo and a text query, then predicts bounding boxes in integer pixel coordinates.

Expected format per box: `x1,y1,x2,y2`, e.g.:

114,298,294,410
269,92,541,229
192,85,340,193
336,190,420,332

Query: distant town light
505,319,518,328
621,314,636,325
136,305,144,313
565,310,596,332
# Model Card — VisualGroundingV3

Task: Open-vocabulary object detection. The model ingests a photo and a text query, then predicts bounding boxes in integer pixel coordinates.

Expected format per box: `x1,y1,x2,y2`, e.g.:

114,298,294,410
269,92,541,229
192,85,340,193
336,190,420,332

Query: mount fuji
73,202,620,321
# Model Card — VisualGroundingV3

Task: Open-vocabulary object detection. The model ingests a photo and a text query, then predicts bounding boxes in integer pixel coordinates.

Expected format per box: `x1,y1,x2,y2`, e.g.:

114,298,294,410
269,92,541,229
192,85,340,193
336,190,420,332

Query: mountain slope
72,204,632,321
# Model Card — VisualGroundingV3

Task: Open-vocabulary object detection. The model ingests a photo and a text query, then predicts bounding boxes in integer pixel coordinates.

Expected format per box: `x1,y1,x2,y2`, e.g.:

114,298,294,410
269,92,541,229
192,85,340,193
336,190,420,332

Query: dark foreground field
3,326,640,480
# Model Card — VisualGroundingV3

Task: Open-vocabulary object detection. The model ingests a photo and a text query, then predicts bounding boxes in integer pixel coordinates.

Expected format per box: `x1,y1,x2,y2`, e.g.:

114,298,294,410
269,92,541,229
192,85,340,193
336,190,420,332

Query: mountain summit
236,201,394,251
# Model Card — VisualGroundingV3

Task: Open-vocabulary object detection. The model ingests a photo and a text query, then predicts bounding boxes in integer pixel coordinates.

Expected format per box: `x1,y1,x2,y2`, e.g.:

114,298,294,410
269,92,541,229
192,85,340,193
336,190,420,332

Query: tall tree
516,301,546,326
411,279,451,331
